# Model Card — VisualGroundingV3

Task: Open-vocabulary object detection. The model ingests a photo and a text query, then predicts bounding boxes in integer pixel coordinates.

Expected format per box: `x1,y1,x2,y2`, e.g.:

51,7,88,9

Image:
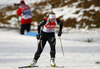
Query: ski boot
29,59,37,67
50,58,56,67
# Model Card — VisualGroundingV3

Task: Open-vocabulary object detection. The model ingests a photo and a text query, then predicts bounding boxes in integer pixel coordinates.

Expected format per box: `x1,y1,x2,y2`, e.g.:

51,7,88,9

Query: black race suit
34,18,63,61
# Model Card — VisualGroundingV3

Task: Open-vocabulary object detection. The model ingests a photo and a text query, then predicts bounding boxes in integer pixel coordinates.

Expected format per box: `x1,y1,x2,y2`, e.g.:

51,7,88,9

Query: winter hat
20,0,25,4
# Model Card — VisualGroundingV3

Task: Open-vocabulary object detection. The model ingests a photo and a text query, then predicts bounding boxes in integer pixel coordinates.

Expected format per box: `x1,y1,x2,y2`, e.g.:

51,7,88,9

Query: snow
52,3,100,22
0,0,41,5
8,17,18,24
0,28,100,69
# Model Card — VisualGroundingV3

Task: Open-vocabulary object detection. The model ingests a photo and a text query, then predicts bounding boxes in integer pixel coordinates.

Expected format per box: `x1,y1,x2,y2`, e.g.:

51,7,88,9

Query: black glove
37,34,40,39
58,31,62,36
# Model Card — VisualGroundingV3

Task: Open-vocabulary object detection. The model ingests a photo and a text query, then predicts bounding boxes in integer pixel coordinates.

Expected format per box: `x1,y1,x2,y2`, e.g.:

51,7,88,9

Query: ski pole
59,36,64,56
37,40,39,50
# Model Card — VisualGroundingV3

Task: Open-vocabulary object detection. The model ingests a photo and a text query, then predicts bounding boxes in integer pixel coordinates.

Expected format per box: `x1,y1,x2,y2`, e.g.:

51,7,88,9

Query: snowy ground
0,0,39,5
0,28,100,69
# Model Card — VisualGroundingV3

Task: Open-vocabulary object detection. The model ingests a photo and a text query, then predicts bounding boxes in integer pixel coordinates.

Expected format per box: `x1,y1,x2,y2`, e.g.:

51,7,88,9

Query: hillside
0,0,100,30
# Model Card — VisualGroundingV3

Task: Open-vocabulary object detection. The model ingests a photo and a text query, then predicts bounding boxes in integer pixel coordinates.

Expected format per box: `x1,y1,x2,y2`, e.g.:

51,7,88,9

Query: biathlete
30,11,63,67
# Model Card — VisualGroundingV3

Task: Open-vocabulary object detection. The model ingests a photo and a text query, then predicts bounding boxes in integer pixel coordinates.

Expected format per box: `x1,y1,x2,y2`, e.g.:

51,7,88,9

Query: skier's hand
37,34,40,40
58,31,62,36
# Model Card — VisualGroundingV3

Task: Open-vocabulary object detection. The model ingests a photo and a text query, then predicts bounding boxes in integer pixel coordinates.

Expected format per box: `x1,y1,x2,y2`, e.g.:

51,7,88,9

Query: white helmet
48,11,56,19
49,14,56,19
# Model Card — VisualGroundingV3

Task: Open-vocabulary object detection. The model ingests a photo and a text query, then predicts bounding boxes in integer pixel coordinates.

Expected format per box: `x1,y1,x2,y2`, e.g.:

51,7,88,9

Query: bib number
46,29,54,32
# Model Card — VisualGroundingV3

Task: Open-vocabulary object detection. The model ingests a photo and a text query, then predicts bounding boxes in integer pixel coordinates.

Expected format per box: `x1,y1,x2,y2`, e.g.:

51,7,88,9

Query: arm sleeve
38,19,47,33
57,18,63,32
17,8,22,16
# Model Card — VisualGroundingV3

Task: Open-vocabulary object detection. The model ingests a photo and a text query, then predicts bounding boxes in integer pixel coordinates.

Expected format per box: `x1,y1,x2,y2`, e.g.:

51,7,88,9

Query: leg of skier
29,32,47,66
29,40,47,66
34,39,47,60
26,23,31,33
20,24,25,35
48,34,56,67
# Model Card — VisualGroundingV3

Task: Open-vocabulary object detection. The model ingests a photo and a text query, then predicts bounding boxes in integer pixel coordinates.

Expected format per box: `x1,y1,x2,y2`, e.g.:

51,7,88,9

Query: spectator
17,0,32,35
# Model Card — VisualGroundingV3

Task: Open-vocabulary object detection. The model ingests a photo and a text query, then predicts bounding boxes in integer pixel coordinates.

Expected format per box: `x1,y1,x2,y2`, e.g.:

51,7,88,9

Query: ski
18,65,64,68
18,65,38,68
47,66,64,68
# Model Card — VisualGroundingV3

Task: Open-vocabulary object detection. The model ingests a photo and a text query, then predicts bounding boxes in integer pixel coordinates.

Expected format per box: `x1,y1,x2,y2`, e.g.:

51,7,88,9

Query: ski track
0,29,100,69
